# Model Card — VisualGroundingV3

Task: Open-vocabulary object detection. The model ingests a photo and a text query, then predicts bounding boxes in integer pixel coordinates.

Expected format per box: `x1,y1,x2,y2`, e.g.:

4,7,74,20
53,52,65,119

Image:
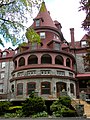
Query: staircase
71,99,90,118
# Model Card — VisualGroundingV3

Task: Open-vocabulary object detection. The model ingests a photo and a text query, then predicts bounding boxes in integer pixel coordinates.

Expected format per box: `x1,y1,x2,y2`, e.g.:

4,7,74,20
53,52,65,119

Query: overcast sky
44,0,86,42
0,0,86,50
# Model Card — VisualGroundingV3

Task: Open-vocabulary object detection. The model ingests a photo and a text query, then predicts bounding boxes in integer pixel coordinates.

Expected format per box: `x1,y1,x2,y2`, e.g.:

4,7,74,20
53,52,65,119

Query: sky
44,0,86,42
0,0,86,50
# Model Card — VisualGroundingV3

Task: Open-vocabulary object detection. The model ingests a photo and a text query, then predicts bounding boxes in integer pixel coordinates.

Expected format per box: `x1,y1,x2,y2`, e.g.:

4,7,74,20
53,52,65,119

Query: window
0,84,3,93
66,58,70,67
14,60,17,69
54,42,60,50
40,32,45,39
41,54,52,64
17,83,23,95
18,57,25,67
11,84,14,92
36,20,40,26
70,83,74,94
1,62,5,68
55,55,63,65
81,41,87,47
1,73,5,79
41,82,51,94
2,52,7,57
69,72,73,77
27,82,36,95
28,55,38,64
31,43,37,50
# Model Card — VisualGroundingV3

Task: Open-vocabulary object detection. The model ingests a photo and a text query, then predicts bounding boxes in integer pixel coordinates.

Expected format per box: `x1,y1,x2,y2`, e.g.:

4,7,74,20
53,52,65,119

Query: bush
22,95,46,117
0,101,11,116
50,96,76,117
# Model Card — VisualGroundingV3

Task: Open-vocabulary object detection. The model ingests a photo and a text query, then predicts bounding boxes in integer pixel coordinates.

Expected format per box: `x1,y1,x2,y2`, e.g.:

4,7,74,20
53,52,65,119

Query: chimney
70,28,75,48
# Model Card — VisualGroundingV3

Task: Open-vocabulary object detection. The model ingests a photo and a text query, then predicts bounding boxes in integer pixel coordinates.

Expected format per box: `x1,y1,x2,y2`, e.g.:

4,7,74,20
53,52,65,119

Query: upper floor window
2,51,7,57
1,62,5,68
31,43,37,50
17,83,23,95
81,41,87,47
40,32,45,39
55,55,64,65
54,42,60,50
18,57,25,67
36,19,40,27
41,54,52,64
66,58,70,67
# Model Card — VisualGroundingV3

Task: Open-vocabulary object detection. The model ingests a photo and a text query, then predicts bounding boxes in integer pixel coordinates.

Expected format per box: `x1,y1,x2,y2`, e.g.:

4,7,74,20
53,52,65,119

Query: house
0,1,90,102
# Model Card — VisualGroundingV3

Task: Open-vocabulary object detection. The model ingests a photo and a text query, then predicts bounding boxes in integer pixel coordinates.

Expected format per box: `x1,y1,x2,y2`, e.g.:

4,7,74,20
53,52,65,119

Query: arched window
66,58,70,67
17,83,23,95
18,57,25,67
28,55,38,64
14,60,17,69
41,54,52,64
55,55,63,65
41,82,51,94
70,83,74,95
27,82,36,95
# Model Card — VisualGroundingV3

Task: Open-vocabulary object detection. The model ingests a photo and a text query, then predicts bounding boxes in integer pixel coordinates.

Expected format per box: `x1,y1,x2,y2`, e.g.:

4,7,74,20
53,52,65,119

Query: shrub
22,95,46,117
32,111,48,118
0,101,11,116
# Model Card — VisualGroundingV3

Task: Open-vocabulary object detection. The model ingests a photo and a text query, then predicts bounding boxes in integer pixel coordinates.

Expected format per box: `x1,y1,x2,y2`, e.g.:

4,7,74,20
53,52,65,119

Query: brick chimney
70,28,75,48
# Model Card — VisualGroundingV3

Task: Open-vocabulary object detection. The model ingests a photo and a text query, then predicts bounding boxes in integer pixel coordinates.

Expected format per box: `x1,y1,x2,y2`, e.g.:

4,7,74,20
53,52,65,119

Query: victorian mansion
0,2,90,101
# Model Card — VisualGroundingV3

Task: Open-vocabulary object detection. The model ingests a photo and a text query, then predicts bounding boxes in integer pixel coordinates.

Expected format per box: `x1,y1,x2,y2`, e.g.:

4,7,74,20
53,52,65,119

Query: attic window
54,42,60,50
81,41,86,47
40,32,45,39
36,19,40,27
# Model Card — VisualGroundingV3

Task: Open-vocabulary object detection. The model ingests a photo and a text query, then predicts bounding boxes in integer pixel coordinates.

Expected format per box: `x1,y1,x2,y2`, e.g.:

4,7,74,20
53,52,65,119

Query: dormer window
54,42,60,50
2,51,7,57
36,19,40,27
40,32,45,39
81,41,87,47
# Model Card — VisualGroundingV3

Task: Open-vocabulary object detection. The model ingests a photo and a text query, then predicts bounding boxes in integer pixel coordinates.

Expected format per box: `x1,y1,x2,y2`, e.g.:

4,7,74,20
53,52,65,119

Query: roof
32,2,57,29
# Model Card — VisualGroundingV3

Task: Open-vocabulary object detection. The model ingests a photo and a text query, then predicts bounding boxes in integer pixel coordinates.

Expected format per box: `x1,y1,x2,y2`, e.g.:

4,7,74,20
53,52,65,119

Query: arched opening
66,58,70,67
28,55,38,64
55,55,64,65
18,57,25,67
56,82,67,97
41,54,52,64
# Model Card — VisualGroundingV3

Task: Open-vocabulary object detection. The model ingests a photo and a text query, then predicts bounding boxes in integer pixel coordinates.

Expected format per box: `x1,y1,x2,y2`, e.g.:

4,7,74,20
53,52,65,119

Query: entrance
56,82,67,97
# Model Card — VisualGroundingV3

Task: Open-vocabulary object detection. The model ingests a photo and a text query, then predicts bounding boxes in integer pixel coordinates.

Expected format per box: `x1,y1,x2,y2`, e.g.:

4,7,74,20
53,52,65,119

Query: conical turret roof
32,1,57,29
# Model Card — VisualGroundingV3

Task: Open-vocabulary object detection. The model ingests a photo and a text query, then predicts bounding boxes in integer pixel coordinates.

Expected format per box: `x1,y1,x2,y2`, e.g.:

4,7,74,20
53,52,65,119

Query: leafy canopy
0,0,42,47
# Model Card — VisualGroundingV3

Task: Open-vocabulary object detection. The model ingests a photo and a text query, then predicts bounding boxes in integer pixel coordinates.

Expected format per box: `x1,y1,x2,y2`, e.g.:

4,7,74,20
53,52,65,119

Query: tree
80,0,90,31
0,0,42,47
80,0,90,71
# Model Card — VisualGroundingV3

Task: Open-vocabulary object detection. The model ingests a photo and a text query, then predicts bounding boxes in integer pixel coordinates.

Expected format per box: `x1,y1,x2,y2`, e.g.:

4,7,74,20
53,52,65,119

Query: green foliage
32,111,48,118
0,0,42,46
50,96,76,117
26,28,41,44
0,101,11,116
22,95,46,117
4,109,23,118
